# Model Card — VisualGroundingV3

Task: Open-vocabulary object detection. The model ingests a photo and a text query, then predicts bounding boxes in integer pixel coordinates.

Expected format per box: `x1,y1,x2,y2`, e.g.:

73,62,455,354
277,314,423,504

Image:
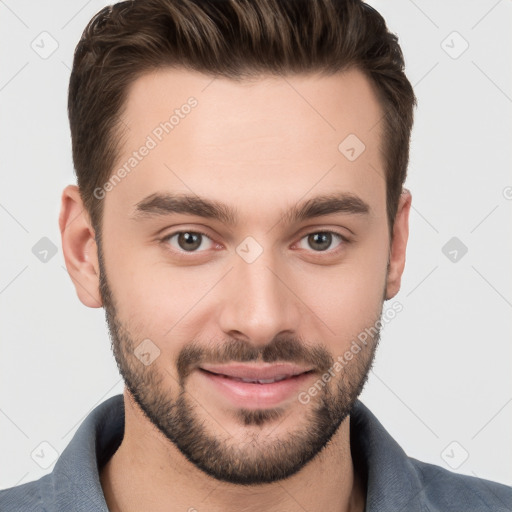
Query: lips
199,363,314,383
197,363,316,409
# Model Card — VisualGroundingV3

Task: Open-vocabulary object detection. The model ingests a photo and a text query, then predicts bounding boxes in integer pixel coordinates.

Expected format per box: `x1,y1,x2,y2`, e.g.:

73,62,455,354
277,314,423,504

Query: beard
97,239,383,485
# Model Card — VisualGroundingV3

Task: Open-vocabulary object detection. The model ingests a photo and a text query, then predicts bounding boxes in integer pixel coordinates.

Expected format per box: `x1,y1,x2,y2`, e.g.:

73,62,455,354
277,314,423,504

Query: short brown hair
68,0,416,239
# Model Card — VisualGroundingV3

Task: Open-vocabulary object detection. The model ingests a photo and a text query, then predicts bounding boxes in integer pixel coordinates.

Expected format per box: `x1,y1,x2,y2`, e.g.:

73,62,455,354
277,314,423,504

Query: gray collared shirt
1,394,511,511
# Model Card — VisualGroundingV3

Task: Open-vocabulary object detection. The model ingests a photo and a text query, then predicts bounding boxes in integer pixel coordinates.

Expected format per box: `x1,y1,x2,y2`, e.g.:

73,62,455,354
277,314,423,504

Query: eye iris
178,232,202,251
308,232,332,251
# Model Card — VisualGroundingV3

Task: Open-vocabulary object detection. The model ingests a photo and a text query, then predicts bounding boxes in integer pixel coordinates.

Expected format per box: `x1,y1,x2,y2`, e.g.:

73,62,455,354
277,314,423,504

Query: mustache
176,335,334,383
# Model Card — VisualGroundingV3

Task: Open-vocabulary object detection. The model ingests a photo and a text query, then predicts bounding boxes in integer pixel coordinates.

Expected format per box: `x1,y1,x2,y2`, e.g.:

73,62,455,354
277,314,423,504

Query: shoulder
0,474,48,512
409,456,512,511
350,400,512,511
0,395,123,512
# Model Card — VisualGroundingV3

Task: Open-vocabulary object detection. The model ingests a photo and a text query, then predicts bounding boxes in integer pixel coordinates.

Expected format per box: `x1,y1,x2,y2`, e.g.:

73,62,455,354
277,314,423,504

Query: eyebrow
131,191,370,225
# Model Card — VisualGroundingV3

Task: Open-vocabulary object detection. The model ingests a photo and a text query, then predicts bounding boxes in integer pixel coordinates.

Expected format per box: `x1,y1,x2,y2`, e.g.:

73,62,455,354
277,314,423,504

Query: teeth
233,374,290,384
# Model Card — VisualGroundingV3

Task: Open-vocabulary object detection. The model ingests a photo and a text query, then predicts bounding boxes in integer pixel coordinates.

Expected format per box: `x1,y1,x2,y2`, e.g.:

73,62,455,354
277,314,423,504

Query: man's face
95,68,396,484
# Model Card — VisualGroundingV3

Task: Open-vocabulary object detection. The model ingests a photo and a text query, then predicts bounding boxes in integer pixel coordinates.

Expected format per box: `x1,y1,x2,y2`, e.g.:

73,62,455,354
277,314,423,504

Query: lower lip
198,369,315,409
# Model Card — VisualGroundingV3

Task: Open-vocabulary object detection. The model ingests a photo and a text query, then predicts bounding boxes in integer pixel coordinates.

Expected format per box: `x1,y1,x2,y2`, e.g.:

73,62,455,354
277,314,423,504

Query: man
1,0,510,511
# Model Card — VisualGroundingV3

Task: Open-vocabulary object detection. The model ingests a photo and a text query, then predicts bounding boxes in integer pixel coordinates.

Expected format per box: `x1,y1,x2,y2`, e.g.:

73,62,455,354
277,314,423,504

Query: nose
217,248,303,347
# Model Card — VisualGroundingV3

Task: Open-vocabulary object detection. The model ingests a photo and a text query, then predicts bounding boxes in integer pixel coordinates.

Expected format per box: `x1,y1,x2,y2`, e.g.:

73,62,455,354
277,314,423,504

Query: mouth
196,363,316,409
198,362,315,382
199,369,313,384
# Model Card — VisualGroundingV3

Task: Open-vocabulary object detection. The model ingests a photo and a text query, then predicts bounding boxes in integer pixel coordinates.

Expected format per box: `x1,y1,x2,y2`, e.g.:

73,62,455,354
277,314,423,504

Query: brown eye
178,232,202,251
308,232,332,251
297,231,346,252
163,231,214,252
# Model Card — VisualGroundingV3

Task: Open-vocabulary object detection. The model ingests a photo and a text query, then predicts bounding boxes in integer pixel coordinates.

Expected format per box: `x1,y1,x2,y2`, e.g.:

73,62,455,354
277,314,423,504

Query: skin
59,67,411,512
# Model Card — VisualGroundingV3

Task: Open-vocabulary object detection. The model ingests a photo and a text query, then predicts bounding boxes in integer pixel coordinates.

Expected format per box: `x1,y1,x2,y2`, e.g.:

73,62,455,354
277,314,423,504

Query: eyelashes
161,229,349,256
162,230,216,253
295,231,348,253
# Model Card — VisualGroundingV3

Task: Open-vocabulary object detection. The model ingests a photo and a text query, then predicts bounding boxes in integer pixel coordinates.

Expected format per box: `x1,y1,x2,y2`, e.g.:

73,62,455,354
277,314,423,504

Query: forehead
107,67,386,223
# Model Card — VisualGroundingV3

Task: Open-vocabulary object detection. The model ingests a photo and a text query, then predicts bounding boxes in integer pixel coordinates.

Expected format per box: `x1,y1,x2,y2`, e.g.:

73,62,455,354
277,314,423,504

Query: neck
100,390,366,512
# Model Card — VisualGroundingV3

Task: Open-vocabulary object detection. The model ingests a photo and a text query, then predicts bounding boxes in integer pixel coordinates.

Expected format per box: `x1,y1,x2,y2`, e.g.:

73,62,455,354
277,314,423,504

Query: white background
1,0,511,490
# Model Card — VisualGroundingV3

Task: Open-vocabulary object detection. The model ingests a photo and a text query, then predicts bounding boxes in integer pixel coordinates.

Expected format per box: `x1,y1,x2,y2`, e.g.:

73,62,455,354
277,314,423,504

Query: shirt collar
350,400,424,511
46,394,124,511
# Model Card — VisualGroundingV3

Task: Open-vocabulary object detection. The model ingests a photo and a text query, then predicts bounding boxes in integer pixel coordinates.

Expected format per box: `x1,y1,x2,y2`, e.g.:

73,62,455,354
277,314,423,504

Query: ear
59,185,102,308
385,188,412,300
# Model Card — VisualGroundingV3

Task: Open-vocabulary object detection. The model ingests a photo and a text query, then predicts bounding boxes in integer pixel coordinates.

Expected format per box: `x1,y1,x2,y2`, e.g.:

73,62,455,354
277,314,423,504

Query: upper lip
199,363,314,380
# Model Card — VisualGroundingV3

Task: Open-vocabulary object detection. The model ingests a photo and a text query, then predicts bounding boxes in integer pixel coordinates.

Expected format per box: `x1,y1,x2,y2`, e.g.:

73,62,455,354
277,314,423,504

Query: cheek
100,234,178,336
108,265,204,337
295,234,388,347
103,236,222,363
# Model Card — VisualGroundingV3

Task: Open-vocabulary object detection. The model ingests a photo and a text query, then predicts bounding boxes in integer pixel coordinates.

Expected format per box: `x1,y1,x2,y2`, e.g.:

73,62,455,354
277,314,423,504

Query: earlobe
385,188,412,300
59,185,103,308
